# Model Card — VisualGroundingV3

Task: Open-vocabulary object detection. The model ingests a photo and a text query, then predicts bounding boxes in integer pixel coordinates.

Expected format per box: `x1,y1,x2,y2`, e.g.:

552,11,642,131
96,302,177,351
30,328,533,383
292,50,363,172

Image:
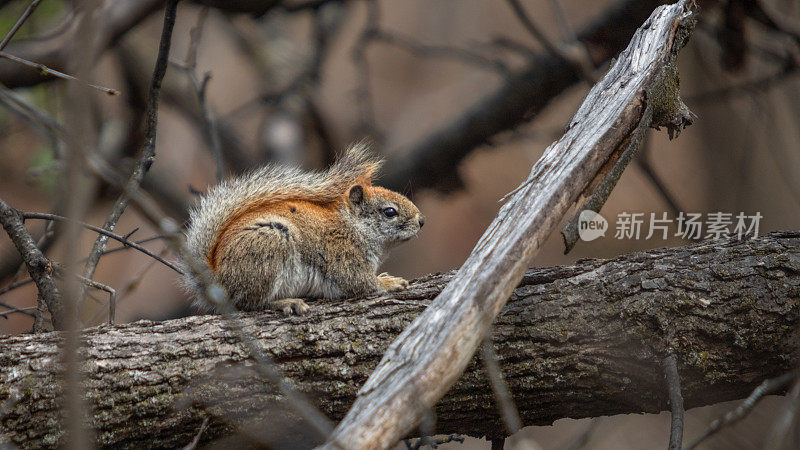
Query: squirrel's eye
382,207,398,218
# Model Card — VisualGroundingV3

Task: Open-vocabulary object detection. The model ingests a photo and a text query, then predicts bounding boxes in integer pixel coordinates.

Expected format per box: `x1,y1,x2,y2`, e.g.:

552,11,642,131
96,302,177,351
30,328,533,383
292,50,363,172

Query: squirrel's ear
348,185,365,205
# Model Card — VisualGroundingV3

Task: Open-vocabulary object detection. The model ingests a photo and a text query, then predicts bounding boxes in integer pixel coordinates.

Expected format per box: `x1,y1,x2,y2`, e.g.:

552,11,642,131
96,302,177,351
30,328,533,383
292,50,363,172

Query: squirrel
181,142,424,315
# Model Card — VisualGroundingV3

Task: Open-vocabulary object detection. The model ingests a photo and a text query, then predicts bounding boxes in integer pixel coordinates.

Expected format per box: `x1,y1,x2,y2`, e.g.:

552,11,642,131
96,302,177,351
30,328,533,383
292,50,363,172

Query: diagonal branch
323,2,697,448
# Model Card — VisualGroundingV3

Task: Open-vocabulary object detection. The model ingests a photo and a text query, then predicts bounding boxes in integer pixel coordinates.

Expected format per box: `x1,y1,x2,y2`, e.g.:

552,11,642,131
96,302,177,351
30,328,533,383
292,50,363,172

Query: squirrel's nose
418,215,425,228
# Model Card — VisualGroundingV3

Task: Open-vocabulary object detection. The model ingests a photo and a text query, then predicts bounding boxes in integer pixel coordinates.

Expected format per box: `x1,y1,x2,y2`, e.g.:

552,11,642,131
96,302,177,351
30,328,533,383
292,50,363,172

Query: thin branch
182,417,210,450
79,0,179,304
23,212,182,274
685,371,797,449
0,306,36,319
351,0,381,140
171,6,225,182
0,0,168,89
52,264,117,325
547,0,576,42
480,338,522,434
686,64,799,104
0,0,42,51
0,298,35,318
371,29,510,74
0,50,119,95
662,355,683,450
0,235,166,303
505,0,596,82
763,377,800,450
636,134,683,217
86,248,164,326
0,197,65,329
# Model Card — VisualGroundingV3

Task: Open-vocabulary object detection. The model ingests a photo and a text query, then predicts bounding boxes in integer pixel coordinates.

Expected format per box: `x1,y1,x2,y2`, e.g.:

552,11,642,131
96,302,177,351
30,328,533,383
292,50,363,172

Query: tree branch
324,3,697,448
0,197,64,330
0,232,798,448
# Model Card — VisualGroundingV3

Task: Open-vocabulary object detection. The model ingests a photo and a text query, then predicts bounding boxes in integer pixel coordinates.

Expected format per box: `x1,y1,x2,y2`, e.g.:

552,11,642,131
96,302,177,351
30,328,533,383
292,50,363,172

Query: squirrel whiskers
181,142,424,314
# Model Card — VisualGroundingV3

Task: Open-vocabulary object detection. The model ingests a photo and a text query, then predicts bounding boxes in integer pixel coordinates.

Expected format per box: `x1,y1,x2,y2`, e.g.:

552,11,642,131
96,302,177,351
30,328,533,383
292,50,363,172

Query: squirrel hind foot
272,298,310,315
377,273,409,292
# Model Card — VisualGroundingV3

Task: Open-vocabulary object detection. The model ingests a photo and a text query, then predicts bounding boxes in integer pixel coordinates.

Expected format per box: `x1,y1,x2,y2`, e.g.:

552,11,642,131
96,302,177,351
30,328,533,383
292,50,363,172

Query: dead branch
0,232,798,448
322,3,697,449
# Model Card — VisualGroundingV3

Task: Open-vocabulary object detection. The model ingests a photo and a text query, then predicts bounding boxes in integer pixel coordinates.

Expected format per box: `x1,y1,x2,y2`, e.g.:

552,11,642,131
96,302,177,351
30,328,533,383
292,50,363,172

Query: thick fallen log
0,232,798,448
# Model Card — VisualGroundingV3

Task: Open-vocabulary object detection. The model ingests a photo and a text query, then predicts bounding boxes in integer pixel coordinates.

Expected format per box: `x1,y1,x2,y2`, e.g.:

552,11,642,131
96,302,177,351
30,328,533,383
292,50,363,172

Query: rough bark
0,232,798,448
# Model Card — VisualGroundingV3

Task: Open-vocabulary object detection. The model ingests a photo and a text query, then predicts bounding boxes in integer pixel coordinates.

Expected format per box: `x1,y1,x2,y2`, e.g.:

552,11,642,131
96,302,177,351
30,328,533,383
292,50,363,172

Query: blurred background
0,0,798,448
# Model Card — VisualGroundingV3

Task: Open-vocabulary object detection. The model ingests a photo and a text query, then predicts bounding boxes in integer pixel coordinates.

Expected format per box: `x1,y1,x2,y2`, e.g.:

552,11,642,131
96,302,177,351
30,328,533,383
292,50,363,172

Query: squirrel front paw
271,298,310,315
377,273,409,292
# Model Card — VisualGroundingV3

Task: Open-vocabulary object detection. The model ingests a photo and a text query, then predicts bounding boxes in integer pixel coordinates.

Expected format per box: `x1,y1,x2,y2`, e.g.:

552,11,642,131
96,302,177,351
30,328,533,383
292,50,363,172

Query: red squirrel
182,143,424,314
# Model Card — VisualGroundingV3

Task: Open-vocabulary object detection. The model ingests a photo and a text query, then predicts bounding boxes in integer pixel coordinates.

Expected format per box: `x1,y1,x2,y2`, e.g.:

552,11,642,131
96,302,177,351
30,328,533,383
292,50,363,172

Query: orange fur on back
209,199,340,271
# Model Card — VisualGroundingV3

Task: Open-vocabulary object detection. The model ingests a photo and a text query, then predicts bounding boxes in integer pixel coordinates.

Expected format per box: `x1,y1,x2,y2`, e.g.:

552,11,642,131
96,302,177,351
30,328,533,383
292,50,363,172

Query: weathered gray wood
1,232,798,448
321,2,697,448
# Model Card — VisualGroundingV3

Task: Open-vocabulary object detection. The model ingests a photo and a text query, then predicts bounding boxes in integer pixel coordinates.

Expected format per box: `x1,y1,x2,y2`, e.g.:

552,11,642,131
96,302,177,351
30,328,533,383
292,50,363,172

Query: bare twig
662,355,683,450
505,0,596,82
547,0,576,42
0,197,65,329
686,64,799,104
0,305,36,319
351,0,381,139
171,6,225,182
0,0,42,51
182,417,210,450
0,74,66,145
0,50,118,95
0,220,55,326
86,248,163,326
480,338,522,434
52,264,117,325
0,298,35,318
0,235,166,305
636,135,683,217
22,212,181,273
685,371,797,449
78,0,177,307
371,29,510,74
763,377,800,450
